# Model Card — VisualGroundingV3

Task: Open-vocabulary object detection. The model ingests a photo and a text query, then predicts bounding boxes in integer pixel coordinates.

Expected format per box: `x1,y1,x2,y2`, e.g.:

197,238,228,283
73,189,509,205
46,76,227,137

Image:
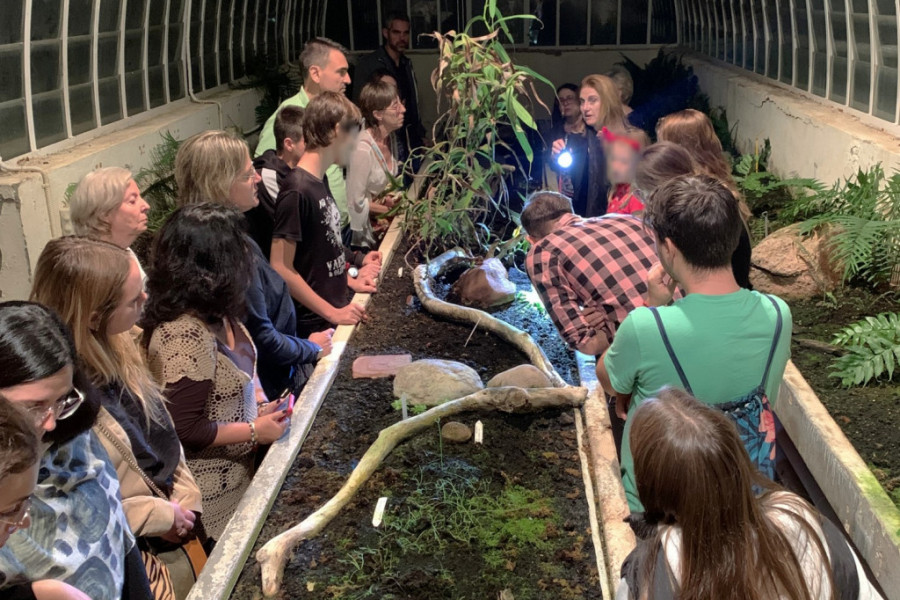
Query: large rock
352,354,412,379
393,359,484,406
750,223,842,300
452,258,517,308
486,364,552,389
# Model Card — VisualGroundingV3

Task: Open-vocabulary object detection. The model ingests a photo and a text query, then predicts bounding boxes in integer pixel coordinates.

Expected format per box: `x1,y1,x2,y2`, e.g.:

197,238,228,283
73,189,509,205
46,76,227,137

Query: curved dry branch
256,385,587,598
414,249,567,388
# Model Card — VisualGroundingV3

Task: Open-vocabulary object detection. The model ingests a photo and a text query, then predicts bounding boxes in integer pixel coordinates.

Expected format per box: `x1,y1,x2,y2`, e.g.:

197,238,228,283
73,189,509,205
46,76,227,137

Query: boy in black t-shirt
271,92,381,337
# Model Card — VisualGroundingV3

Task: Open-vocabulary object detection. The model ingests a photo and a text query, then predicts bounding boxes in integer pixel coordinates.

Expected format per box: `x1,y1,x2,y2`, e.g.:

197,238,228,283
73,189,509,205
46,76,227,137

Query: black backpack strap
759,295,785,389
819,517,861,600
649,307,693,394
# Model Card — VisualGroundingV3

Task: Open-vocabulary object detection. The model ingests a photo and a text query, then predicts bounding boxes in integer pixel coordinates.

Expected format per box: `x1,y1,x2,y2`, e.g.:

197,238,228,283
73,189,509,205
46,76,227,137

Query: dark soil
230,243,598,600
788,287,900,507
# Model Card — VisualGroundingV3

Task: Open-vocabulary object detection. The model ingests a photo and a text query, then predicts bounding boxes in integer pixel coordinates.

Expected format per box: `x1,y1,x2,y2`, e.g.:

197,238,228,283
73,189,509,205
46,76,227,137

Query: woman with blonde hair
551,74,627,216
69,166,151,280
173,130,331,400
31,237,203,600
618,387,882,600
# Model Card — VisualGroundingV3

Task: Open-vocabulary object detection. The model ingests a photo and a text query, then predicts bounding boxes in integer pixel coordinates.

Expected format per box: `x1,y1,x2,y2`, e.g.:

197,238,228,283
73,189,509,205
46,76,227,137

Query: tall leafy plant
135,131,182,232
397,0,552,257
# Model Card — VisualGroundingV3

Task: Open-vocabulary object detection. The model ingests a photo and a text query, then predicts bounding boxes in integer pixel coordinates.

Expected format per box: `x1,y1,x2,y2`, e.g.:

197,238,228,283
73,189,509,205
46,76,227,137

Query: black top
248,149,293,260
100,381,182,496
733,226,754,290
272,168,350,331
580,127,610,217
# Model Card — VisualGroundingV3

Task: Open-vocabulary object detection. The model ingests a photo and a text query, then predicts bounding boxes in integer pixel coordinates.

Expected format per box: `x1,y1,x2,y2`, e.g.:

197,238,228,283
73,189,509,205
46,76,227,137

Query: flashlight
556,149,573,169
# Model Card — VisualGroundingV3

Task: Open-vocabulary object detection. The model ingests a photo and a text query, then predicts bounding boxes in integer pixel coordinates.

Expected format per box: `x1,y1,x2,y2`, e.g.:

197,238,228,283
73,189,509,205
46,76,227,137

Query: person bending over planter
0,302,152,599
346,79,405,250
635,141,754,290
248,105,306,260
270,92,380,337
175,130,333,400
656,109,754,289
618,388,884,600
31,238,204,600
596,175,792,514
69,166,152,282
0,395,92,600
142,205,291,542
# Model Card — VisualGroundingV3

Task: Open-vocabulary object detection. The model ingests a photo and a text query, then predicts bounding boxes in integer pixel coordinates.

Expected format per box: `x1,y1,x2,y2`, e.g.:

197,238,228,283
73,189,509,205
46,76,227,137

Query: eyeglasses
558,96,578,104
0,498,31,534
25,388,86,427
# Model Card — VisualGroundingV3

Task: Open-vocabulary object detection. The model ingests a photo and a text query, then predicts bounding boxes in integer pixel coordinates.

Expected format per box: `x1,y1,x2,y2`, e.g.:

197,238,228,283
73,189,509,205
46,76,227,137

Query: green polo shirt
255,87,348,226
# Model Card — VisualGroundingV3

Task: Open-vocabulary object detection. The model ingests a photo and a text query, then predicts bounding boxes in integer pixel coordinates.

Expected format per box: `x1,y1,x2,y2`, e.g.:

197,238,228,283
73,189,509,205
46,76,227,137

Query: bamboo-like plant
397,0,552,258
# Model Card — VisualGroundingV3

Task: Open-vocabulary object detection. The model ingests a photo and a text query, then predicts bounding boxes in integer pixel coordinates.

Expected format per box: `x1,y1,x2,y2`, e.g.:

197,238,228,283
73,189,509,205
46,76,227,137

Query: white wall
687,53,900,183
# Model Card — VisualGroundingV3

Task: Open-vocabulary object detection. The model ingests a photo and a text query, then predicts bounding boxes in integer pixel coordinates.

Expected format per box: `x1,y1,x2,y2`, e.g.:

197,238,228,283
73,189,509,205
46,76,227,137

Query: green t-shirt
605,289,792,511
255,88,349,226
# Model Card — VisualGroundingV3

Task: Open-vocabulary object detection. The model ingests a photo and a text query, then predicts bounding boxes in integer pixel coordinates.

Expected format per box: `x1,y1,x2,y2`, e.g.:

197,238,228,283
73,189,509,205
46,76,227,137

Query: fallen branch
414,249,566,388
256,385,587,598
792,336,844,356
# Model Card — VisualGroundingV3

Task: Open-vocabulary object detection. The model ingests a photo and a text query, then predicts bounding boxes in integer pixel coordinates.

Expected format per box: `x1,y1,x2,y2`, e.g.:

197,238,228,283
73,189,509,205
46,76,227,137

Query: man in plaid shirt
522,191,657,357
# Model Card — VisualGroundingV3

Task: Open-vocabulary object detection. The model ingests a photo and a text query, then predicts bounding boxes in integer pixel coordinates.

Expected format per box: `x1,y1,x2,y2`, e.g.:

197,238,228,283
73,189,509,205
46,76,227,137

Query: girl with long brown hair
618,388,882,600
31,237,203,600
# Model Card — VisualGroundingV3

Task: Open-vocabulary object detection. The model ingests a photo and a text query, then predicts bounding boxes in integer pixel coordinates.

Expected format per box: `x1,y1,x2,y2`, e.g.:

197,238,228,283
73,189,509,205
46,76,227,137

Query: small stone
441,421,472,443
352,354,412,379
451,258,517,308
558,412,575,426
486,364,553,389
394,359,485,406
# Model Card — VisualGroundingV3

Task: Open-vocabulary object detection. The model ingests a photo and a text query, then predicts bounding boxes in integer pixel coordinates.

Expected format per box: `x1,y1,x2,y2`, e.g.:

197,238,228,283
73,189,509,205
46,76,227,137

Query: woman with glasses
0,395,92,600
0,301,153,599
547,83,588,200
346,79,405,250
30,237,203,600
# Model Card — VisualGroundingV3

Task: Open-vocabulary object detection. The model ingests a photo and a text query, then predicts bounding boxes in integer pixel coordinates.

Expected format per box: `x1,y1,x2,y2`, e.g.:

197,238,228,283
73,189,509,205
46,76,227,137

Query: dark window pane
0,0,24,44
68,0,93,36
0,47,23,102
126,0,145,29
168,23,183,63
591,0,617,45
32,91,66,147
97,33,119,78
148,27,164,67
67,39,92,85
125,71,146,114
874,67,897,120
203,53,217,88
98,77,122,124
353,1,380,51
31,0,62,40
795,0,810,90
69,83,95,134
651,0,678,44
168,61,184,99
30,41,61,94
148,64,166,107
99,0,121,32
621,0,649,44
149,0,166,25
0,101,29,157
560,0,588,45
324,0,351,48
124,30,143,72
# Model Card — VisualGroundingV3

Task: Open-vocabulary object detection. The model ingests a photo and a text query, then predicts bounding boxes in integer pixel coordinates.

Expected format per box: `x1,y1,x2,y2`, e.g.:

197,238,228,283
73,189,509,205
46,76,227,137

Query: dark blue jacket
244,236,319,399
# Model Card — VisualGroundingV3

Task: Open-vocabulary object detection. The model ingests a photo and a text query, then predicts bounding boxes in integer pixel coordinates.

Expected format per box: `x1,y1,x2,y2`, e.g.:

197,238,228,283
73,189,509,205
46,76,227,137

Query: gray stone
441,421,472,443
393,359,484,406
352,354,412,379
452,258,517,308
486,364,553,389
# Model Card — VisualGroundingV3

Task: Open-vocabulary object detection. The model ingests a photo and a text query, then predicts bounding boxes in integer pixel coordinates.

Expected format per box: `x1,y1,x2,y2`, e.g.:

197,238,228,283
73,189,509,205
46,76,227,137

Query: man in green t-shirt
596,174,792,513
255,37,352,226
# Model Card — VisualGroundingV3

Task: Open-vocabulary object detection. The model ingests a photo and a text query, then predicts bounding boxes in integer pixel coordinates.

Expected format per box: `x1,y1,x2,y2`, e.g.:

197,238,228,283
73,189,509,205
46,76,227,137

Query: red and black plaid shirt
526,213,657,350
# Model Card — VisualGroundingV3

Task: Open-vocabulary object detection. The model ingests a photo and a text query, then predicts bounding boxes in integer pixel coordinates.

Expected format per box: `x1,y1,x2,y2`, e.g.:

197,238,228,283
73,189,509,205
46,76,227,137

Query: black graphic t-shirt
273,167,349,333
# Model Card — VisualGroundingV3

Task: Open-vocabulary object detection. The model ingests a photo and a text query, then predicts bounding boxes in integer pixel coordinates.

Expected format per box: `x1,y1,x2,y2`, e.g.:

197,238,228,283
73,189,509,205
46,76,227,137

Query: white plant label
372,496,389,527
400,393,408,420
474,420,484,444
398,267,404,278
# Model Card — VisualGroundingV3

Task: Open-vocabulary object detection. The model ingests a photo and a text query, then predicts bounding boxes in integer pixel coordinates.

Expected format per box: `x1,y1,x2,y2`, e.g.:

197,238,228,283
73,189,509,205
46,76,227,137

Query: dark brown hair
634,141,697,195
520,191,573,239
302,91,363,150
358,79,399,126
274,105,305,153
630,388,834,600
644,174,743,270
0,394,40,481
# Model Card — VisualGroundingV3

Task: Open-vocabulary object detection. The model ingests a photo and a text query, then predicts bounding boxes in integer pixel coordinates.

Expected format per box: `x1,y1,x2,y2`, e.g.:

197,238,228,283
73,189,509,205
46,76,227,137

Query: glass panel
873,0,897,120
32,91,66,147
830,0,849,103
651,0,678,43
30,41,61,94
190,55,202,90
148,64,165,107
0,101,29,157
218,0,233,80
31,0,62,40
168,61,184,99
124,30,142,72
0,0,24,45
753,0,766,73
68,82,95,134
621,0,649,44
148,0,166,26
764,1,778,77
97,33,119,78
795,0,811,89
243,0,254,57
0,47,23,102
724,0,736,63
147,27,164,67
67,39,91,85
98,77,122,124
324,0,351,48
741,0,755,69
125,71,145,114
68,0,93,36
126,0,145,29
849,0,870,110
809,0,827,95
874,67,897,120
592,0,617,45
203,53,217,88
779,0,793,83
99,0,121,32
560,0,588,45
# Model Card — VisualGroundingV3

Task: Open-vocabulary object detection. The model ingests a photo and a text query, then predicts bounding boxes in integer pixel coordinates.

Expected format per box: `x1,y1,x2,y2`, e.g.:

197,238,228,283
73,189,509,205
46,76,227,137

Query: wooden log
256,385,588,598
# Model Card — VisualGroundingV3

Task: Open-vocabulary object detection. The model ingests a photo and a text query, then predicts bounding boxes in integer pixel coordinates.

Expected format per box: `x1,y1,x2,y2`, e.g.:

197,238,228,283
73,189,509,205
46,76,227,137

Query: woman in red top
602,126,649,215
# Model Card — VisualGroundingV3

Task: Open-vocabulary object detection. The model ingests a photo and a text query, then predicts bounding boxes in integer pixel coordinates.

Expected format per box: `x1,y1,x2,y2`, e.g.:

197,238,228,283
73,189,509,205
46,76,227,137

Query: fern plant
830,312,900,387
786,165,900,285
396,0,552,258
134,131,182,232
732,138,823,212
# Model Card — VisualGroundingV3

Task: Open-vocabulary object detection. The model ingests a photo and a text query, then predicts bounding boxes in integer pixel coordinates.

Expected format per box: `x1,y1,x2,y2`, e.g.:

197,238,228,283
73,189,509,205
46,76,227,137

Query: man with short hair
596,175,792,513
352,12,424,168
270,92,381,337
256,37,352,225
522,190,656,357
248,105,305,258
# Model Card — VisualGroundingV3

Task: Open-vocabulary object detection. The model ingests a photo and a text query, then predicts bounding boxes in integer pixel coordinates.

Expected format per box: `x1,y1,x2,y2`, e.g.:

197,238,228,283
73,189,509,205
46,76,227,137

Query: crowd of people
0,12,885,600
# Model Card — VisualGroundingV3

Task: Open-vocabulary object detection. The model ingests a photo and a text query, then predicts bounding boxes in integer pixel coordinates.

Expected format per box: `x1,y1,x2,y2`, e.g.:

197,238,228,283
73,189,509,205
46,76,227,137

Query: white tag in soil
400,393,408,420
398,267,404,278
474,420,484,444
372,496,389,527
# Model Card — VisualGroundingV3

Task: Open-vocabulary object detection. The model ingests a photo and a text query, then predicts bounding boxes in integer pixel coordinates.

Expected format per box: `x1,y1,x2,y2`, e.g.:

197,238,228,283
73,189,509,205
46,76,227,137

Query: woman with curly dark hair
142,203,290,542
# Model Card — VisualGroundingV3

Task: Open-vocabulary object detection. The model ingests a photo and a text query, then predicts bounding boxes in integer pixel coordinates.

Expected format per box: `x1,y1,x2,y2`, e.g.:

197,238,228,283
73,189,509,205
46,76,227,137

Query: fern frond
830,312,900,387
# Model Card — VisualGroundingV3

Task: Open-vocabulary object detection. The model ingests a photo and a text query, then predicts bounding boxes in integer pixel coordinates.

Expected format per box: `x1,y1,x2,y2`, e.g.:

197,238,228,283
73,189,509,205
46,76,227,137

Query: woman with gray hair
69,167,150,279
